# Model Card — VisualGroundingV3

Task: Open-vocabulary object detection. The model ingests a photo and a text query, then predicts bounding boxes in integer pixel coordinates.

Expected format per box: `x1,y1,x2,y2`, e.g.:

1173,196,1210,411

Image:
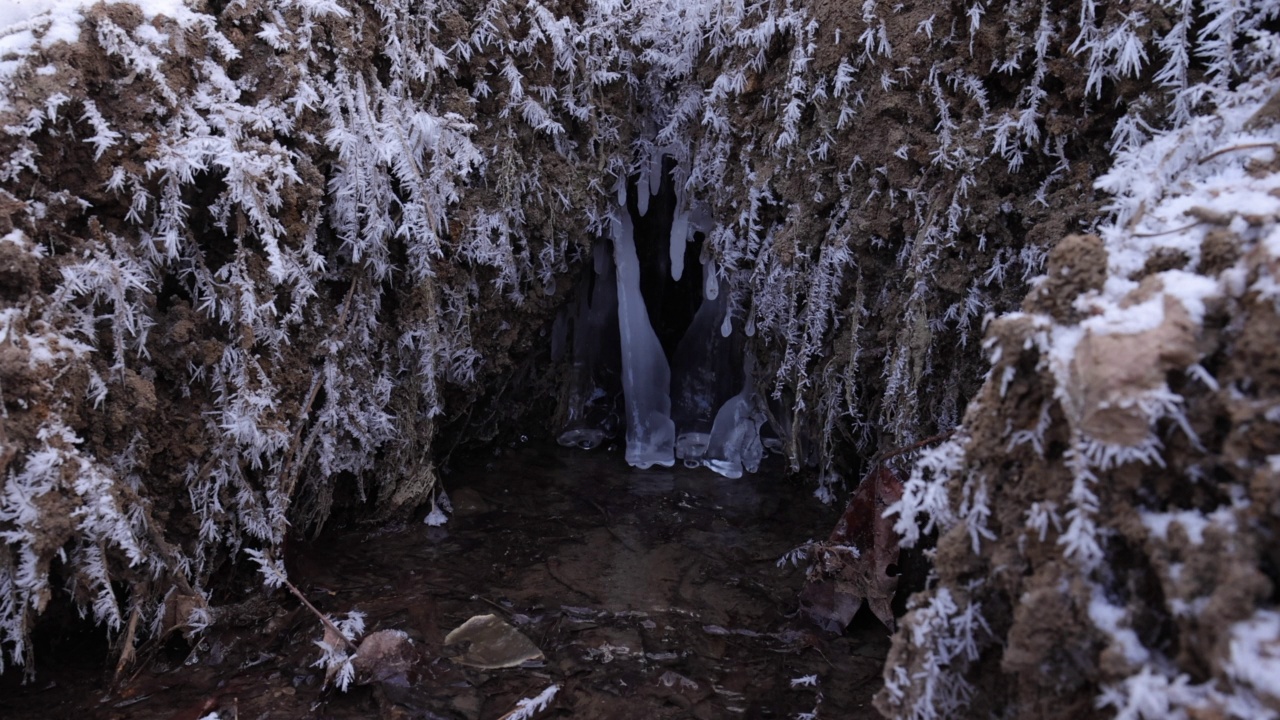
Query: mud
0,445,891,719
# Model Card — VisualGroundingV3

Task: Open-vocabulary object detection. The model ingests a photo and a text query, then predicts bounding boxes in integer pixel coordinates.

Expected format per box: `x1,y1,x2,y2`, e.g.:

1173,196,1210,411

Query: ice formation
556,243,621,450
669,203,688,281
603,170,761,475
560,176,764,475
701,362,766,479
670,260,737,465
611,209,676,469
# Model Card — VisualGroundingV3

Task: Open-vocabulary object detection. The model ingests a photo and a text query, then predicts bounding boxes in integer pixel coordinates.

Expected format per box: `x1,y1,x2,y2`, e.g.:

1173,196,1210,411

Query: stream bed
2,445,890,719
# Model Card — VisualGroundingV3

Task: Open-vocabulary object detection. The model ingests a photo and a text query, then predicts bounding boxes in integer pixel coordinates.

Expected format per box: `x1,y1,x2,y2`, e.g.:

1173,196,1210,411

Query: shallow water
1,445,890,719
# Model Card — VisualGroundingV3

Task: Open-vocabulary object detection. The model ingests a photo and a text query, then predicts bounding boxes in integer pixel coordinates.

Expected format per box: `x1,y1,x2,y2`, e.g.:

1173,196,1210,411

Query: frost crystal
879,12,1280,716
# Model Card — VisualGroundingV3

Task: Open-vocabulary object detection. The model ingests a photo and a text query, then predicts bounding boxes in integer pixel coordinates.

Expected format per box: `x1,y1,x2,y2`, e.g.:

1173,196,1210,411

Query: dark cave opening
550,160,760,476
625,158,705,357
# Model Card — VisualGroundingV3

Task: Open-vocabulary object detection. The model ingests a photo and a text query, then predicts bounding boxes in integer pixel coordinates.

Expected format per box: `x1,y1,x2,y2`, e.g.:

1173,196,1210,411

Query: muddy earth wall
1,0,1278,716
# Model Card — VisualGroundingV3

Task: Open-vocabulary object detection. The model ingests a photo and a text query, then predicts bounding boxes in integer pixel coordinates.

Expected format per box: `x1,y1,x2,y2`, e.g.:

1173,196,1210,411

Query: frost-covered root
879,76,1280,719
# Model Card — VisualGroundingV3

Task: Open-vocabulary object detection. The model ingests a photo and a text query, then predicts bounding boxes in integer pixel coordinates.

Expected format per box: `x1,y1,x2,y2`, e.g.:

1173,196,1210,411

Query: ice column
611,211,676,468
557,244,621,449
669,199,688,281
638,145,667,218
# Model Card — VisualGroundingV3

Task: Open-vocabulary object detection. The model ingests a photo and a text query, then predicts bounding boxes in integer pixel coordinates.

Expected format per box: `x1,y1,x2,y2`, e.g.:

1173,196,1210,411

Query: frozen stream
2,445,890,719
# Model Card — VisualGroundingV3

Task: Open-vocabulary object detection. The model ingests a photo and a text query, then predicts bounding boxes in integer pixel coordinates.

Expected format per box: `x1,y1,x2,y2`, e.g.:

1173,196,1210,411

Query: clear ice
702,372,767,480
611,210,676,469
670,260,737,466
562,173,763,476
556,243,620,450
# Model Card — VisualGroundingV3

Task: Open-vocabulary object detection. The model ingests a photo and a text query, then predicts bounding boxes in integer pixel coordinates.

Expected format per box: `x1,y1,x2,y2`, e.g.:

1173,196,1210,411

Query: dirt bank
878,78,1280,718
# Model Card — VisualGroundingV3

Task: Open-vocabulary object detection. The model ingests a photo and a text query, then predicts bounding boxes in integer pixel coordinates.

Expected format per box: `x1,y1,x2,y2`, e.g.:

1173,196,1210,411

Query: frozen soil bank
880,82,1280,718
0,0,1278,717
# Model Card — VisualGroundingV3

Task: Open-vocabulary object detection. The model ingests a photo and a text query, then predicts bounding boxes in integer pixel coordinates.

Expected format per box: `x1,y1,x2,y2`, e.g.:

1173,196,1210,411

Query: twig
495,684,559,720
277,576,358,653
545,559,601,604
869,430,955,466
112,606,140,681
280,278,359,500
470,593,517,617
1131,220,1205,238
1197,141,1279,164
578,494,641,553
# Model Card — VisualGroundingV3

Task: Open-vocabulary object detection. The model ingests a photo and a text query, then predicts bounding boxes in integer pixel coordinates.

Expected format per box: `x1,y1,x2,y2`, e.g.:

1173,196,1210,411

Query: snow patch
1225,611,1280,703
1140,507,1237,545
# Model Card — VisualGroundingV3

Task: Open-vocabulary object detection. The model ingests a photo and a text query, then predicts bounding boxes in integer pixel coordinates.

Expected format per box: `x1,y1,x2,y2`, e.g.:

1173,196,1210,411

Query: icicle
704,260,719,300
616,175,627,207
649,150,664,196
612,211,676,469
670,190,688,282
637,183,650,216
670,261,737,466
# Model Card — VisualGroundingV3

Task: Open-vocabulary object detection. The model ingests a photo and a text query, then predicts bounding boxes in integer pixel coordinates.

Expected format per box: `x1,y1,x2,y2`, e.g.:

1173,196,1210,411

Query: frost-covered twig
245,549,357,654
497,684,559,720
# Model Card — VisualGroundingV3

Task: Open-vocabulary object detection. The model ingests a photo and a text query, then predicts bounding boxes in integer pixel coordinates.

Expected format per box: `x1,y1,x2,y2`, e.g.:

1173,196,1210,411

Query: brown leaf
800,464,904,632
443,614,544,669
160,592,208,636
352,630,418,686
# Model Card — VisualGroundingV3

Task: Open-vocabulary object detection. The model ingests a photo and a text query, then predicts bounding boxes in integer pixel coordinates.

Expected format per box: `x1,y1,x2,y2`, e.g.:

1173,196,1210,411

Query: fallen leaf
160,592,208,636
352,629,418,686
800,464,904,631
443,614,544,669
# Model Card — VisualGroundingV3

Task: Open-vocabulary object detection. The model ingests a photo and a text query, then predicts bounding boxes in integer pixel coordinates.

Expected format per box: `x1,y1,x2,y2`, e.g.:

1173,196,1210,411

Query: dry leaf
352,629,418,685
443,614,544,669
800,464,904,631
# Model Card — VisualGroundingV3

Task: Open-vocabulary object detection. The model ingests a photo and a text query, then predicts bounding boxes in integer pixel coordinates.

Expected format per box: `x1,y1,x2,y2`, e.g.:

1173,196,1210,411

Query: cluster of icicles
551,169,766,479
